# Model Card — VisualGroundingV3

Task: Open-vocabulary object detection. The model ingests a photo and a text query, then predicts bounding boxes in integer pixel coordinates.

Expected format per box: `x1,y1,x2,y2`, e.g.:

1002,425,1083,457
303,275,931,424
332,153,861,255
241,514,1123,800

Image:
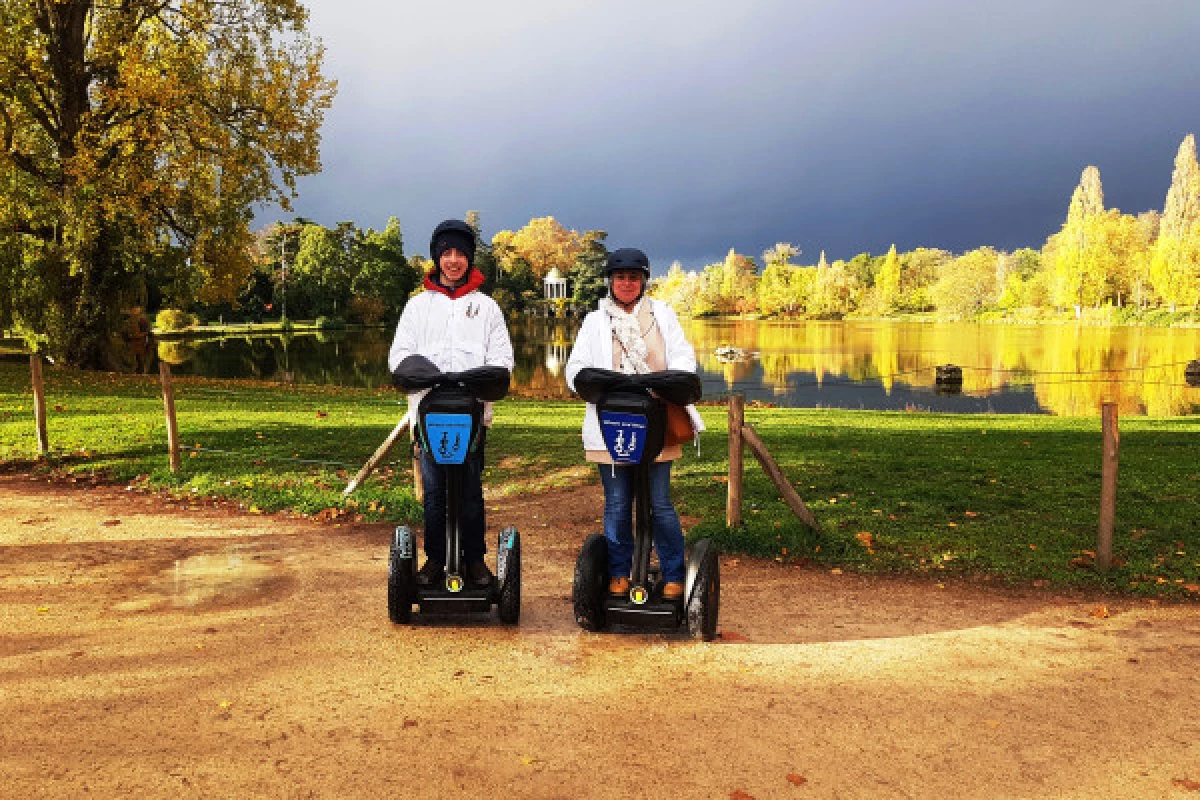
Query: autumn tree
491,216,582,281
873,244,901,311
930,247,1000,317
0,0,335,366
758,242,799,316
1150,134,1200,309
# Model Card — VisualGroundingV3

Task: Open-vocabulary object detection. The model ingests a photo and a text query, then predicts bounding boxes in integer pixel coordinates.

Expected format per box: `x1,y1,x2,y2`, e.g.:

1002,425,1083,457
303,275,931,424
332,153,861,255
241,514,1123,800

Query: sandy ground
1,472,1199,799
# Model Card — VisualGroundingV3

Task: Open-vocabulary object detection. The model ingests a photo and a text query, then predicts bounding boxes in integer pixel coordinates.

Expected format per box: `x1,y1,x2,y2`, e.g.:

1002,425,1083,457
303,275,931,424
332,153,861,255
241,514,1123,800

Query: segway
570,368,719,640
387,355,520,624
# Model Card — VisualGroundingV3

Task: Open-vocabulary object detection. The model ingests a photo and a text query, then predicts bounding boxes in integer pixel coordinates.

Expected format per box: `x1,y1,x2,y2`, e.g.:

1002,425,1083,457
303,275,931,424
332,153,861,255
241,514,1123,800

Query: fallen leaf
830,568,843,575
855,531,874,551
403,719,418,729
316,410,328,418
1173,778,1200,791
218,700,232,709
101,519,121,526
730,792,756,800
1091,605,1110,619
786,773,807,786
1184,584,1200,595
36,606,50,614
963,510,978,518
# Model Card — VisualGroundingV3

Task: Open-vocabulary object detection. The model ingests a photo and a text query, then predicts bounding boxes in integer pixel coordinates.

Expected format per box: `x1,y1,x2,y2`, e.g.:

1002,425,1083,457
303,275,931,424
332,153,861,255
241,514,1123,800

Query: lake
159,318,1200,416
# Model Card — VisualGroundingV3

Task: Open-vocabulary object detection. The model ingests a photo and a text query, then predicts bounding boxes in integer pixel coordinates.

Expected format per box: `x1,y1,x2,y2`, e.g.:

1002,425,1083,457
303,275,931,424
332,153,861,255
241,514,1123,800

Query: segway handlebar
391,354,511,402
572,367,702,407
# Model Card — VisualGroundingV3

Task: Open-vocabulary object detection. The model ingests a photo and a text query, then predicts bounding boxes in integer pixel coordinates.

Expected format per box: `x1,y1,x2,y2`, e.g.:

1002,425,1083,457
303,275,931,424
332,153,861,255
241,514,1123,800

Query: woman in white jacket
565,248,705,600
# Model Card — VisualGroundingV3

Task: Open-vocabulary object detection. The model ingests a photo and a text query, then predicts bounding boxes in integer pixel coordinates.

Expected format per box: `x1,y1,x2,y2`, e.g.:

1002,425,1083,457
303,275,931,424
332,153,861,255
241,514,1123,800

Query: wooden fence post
159,361,182,473
30,354,49,455
726,393,744,528
1097,402,1119,571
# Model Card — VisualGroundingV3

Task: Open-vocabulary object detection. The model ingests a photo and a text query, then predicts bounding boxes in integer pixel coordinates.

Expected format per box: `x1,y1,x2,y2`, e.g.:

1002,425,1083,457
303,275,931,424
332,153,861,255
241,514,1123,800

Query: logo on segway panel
598,411,647,464
424,413,473,465
446,574,464,593
629,585,648,605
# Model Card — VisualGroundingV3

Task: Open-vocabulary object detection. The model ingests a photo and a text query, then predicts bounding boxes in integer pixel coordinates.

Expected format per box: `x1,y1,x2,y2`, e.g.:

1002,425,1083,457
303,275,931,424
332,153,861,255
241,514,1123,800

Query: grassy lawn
1,359,1197,597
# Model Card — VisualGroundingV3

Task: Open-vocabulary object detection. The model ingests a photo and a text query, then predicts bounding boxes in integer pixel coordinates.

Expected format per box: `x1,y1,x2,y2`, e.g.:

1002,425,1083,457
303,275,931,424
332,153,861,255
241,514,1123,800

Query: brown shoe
662,581,684,600
608,576,630,596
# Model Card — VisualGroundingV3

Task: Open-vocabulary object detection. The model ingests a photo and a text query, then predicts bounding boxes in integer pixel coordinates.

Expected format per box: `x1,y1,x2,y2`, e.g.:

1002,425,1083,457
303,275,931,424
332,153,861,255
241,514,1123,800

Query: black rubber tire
387,527,416,624
686,542,720,641
572,533,609,631
497,529,521,625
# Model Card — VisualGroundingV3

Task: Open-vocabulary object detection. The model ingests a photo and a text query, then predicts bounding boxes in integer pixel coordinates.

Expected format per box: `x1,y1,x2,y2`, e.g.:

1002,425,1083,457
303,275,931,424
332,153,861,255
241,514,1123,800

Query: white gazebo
543,267,568,300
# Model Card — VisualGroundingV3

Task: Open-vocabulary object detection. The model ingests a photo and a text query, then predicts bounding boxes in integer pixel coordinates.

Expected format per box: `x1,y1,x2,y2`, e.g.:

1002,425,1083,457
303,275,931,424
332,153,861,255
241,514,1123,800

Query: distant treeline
215,133,1200,326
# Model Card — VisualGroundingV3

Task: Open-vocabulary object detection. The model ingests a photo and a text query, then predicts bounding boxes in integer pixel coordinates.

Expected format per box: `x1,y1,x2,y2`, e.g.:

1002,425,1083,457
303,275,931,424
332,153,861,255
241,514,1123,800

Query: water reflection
166,319,1200,416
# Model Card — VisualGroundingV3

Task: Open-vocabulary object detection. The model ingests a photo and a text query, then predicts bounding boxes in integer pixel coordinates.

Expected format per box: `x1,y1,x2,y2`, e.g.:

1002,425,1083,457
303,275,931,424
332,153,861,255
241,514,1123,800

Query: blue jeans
420,429,486,565
598,461,686,583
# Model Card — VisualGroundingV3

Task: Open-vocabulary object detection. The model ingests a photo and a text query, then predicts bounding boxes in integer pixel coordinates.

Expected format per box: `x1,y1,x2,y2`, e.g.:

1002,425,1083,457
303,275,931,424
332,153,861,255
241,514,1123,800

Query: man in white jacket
388,219,514,589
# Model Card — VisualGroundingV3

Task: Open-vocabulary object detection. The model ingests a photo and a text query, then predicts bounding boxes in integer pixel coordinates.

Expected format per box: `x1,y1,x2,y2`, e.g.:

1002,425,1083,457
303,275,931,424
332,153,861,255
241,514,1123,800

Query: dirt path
1,473,1198,799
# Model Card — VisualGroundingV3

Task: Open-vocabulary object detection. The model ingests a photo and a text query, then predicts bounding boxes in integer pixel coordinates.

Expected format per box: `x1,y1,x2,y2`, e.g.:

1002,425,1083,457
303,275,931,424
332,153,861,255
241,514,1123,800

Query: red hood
424,268,486,299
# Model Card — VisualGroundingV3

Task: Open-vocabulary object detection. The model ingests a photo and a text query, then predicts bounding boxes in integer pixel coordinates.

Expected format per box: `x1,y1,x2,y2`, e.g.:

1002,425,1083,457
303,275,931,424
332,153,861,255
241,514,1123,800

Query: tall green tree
0,0,335,365
569,229,608,308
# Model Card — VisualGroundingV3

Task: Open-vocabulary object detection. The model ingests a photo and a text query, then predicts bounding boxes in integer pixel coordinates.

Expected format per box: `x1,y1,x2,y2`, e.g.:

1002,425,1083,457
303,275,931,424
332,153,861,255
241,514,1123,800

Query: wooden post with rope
726,392,822,533
159,361,181,473
30,354,49,455
726,393,744,528
1096,402,1119,571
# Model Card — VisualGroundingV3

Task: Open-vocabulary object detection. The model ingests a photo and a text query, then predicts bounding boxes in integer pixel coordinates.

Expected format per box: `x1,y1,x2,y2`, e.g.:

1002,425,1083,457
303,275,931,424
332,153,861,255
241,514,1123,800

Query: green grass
0,360,1197,597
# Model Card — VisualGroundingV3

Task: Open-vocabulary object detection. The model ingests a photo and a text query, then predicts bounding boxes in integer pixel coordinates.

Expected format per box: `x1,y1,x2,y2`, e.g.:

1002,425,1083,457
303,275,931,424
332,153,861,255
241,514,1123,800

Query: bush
155,309,197,332
315,315,346,330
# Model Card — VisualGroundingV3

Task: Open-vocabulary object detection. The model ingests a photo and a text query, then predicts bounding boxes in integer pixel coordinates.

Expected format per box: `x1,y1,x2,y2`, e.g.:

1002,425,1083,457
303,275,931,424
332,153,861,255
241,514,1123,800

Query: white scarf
602,297,650,374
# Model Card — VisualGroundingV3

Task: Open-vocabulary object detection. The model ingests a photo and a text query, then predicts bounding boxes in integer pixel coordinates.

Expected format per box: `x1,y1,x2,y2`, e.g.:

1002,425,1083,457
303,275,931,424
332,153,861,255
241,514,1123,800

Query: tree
0,0,335,365
1045,166,1120,312
758,243,799,316
351,217,416,323
930,247,1000,317
874,244,901,311
569,229,608,308
491,216,582,280
1150,134,1200,309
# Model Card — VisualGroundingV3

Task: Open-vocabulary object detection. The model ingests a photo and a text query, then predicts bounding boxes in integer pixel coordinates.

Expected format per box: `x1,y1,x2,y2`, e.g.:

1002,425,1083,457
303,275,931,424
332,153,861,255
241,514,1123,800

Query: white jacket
388,287,514,426
565,298,706,452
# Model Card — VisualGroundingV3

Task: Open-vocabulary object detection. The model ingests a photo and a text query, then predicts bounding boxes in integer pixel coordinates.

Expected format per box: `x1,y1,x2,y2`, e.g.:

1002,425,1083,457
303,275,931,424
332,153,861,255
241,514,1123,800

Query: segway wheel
572,533,610,631
388,526,417,624
684,539,720,641
497,527,521,625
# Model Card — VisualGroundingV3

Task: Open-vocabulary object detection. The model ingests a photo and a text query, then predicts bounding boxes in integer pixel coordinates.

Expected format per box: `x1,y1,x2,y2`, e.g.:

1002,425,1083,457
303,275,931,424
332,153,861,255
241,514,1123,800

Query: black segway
387,355,520,624
570,368,719,640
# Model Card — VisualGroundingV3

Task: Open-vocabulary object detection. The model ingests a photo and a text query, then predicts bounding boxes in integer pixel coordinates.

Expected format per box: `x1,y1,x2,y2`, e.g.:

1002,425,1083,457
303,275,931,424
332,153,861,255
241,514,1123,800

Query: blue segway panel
599,411,648,464
424,413,473,464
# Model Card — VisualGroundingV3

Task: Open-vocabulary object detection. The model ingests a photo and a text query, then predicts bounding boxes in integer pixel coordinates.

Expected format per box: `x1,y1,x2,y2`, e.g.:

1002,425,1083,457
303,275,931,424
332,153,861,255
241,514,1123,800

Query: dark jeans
597,461,686,583
419,428,487,566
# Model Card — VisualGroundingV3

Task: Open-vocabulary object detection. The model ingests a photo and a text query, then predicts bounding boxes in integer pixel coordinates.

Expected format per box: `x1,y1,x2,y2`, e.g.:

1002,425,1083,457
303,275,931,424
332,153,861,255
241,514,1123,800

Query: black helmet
605,247,650,277
429,219,476,267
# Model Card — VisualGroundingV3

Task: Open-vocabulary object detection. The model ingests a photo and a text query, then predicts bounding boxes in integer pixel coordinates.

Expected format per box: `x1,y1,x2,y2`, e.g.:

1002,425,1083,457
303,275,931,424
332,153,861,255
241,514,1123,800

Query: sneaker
662,581,684,600
466,560,494,588
416,559,444,587
608,576,630,596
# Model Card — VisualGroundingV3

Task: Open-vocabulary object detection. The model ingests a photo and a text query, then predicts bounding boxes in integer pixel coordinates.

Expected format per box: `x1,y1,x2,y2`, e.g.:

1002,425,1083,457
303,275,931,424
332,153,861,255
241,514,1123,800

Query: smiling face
610,269,645,309
438,247,470,286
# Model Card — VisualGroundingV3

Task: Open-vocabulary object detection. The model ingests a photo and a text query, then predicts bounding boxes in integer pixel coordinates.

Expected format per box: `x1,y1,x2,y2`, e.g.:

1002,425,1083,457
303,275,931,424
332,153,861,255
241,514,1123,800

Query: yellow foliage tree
0,0,335,366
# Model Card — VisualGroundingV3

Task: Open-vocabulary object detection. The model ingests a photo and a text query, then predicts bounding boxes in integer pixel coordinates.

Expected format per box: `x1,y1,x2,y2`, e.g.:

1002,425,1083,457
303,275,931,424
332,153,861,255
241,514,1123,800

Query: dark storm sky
275,0,1200,271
